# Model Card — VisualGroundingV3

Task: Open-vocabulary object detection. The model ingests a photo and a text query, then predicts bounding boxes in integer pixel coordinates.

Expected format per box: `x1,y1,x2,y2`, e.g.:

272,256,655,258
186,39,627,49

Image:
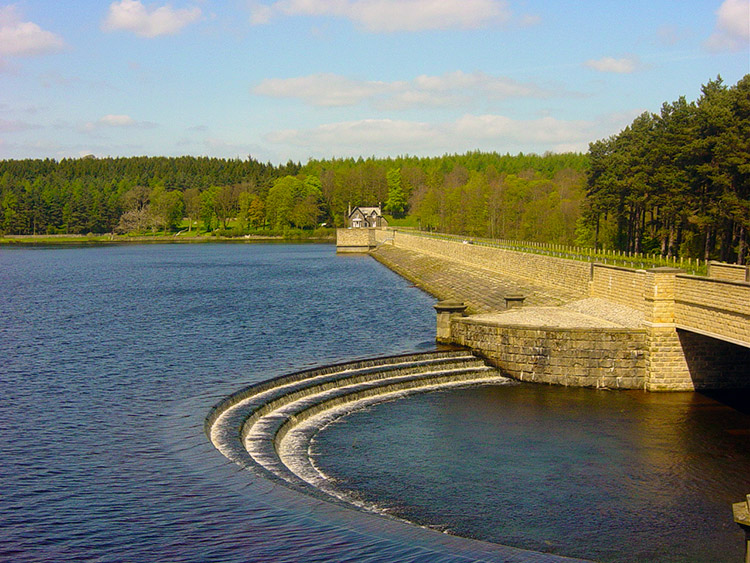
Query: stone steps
206,350,510,502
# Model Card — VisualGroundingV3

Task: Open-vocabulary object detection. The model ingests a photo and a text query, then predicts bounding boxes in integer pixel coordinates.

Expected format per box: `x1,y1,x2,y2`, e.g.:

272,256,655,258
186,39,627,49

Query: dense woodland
582,75,749,263
0,151,589,243
1,75,747,263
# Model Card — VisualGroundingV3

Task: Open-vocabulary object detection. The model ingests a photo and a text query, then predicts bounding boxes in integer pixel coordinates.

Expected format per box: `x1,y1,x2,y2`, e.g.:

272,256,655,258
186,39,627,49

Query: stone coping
677,272,750,287
462,299,645,331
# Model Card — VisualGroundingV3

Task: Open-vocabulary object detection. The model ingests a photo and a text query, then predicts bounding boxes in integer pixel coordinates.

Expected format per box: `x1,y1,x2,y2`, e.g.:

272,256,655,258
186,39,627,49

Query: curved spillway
205,350,512,507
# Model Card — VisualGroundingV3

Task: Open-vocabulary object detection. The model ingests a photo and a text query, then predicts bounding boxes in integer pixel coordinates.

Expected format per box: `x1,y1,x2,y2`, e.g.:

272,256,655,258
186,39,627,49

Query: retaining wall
707,261,749,282
369,229,749,390
336,228,376,252
451,317,647,389
381,231,591,297
590,265,648,312
675,275,750,348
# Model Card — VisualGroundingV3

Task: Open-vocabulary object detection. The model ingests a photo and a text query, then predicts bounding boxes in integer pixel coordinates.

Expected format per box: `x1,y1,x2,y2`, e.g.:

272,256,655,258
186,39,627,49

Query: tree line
305,151,588,245
580,75,749,264
0,156,301,235
0,151,589,241
2,75,745,263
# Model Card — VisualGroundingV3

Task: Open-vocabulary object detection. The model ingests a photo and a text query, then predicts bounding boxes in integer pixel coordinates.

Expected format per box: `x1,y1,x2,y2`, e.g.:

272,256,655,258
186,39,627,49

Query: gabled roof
349,206,382,217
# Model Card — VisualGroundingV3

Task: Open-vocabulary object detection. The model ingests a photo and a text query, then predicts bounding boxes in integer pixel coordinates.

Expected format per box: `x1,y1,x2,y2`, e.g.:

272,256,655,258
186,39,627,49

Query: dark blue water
1,243,492,563
1,243,748,563
313,386,750,562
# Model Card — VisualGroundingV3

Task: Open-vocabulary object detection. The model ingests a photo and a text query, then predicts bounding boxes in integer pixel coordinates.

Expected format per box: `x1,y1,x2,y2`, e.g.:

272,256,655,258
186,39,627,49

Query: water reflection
312,384,750,562
2,242,747,563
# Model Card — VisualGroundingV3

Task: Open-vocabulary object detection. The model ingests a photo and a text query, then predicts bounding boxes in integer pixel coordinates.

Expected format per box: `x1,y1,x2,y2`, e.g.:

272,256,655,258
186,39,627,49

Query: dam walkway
371,245,642,328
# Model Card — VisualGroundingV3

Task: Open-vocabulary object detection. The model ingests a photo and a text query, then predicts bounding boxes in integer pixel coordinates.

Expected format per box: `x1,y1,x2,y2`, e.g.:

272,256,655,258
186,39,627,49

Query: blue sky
1,0,748,162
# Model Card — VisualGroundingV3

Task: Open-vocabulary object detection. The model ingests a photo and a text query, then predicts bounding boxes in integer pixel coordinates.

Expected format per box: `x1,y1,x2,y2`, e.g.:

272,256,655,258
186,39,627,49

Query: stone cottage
347,205,388,228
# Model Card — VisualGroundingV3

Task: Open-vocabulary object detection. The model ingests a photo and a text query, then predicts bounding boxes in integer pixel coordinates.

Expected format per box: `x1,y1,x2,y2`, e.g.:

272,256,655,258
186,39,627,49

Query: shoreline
0,233,336,245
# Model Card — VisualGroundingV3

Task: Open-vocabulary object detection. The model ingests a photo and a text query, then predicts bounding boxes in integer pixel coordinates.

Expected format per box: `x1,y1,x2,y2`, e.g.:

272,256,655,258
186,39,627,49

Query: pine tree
384,168,407,218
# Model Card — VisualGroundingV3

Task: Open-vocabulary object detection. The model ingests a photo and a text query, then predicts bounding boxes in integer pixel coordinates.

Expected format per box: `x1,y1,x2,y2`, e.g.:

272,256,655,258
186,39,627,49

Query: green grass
383,214,420,228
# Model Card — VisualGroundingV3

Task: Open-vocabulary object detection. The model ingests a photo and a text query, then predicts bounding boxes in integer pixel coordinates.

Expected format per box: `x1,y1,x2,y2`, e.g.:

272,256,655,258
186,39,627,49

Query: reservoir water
1,243,748,562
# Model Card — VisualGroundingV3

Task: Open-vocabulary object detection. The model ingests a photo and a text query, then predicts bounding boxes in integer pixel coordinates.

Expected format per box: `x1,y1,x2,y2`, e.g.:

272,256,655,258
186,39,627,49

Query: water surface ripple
1,243,748,562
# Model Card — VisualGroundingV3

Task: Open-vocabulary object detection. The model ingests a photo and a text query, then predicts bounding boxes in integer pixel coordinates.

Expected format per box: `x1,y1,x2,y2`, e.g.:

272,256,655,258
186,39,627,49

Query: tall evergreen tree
384,168,407,218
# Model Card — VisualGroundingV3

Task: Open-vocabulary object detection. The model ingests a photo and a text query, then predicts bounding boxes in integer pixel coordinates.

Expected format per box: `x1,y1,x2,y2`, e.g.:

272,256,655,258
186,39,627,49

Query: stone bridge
337,228,750,391
591,264,750,390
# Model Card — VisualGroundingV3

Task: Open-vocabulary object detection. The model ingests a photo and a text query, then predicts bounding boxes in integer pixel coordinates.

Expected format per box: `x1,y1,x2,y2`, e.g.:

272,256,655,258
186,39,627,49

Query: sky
0,0,748,163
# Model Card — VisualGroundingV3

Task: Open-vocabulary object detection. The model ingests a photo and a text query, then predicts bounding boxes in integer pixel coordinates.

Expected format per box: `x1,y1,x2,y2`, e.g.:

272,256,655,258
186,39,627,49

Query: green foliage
0,152,589,242
150,185,183,232
384,214,420,228
200,188,216,232
583,74,750,263
183,187,201,232
247,195,266,228
265,175,323,230
384,168,407,218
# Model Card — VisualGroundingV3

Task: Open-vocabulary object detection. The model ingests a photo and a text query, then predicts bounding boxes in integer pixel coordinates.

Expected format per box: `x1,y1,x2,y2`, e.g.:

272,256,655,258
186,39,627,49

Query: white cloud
264,113,596,157
0,5,65,56
253,71,555,109
705,0,750,52
102,0,202,38
84,114,156,132
100,114,137,127
416,71,549,98
250,0,510,32
452,114,593,144
518,13,541,27
254,74,394,106
584,56,641,74
268,118,438,149
656,25,691,46
0,58,15,72
0,118,39,132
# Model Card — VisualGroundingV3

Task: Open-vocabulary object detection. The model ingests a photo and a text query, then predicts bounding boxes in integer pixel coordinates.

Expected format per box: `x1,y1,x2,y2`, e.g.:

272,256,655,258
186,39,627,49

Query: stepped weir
206,350,509,502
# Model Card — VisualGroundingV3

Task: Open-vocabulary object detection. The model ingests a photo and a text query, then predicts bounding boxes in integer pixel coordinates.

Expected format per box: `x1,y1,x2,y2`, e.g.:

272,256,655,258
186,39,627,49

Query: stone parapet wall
451,317,647,389
707,261,749,282
591,265,647,312
373,228,394,244
643,268,682,324
389,231,591,296
675,275,750,347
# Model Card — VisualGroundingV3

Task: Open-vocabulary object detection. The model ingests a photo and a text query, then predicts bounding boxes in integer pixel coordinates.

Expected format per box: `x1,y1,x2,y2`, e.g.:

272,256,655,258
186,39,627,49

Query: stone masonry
336,228,376,253
368,229,750,391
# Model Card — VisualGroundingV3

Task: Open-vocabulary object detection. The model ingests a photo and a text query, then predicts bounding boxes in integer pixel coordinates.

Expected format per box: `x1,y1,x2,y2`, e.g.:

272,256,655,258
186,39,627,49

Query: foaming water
275,377,516,506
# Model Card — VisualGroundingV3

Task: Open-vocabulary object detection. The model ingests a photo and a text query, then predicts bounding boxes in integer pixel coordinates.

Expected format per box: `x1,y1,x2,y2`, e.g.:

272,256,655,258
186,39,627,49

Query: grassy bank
0,229,336,245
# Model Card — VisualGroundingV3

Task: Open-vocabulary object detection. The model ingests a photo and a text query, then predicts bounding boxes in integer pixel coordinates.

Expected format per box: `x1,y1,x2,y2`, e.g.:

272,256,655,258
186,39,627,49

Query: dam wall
451,319,647,389
675,274,750,347
590,265,648,312
366,229,749,391
374,230,591,297
336,228,377,253
707,261,749,282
